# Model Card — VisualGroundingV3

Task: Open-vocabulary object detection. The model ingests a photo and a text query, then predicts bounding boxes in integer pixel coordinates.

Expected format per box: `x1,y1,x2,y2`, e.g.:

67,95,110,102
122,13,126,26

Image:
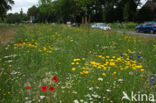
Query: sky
7,0,147,14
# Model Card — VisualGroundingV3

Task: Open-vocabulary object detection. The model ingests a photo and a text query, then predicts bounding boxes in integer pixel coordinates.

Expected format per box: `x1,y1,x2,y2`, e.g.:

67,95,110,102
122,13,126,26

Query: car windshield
98,23,107,26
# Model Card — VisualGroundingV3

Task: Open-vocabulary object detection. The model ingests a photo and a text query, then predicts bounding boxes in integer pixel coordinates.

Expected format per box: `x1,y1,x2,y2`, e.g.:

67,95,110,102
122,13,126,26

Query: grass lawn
0,24,156,103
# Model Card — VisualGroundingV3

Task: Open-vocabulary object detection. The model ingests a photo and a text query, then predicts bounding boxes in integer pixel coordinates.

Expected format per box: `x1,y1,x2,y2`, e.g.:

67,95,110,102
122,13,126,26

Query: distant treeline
1,0,156,24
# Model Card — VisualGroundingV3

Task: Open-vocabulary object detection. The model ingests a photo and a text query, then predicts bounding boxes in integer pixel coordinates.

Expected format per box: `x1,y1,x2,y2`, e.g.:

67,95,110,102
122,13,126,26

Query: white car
91,23,111,30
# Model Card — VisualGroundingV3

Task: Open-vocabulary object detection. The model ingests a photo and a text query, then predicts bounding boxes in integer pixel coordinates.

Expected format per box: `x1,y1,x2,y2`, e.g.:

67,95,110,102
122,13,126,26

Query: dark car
136,22,156,34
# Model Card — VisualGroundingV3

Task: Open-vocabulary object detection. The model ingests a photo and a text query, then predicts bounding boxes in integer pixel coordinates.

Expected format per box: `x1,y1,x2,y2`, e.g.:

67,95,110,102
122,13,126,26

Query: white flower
25,100,32,103
40,96,45,99
25,97,28,100
98,96,101,98
106,89,111,92
72,91,77,94
118,79,123,82
8,60,13,63
3,56,9,58
5,47,8,50
89,87,93,91
129,71,133,75
102,46,109,49
96,86,99,89
74,100,79,103
85,94,91,98
80,99,84,102
10,71,19,75
92,94,99,98
89,97,93,100
12,54,17,58
98,78,103,81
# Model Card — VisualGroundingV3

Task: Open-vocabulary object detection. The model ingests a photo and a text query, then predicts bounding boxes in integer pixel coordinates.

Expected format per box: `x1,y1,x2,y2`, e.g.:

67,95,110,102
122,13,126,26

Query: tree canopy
2,0,156,23
0,0,14,19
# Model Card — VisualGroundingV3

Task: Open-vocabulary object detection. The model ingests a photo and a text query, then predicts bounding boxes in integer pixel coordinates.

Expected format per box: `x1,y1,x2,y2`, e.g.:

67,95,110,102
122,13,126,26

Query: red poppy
18,41,22,45
51,76,58,82
26,86,31,90
41,86,47,92
49,86,55,92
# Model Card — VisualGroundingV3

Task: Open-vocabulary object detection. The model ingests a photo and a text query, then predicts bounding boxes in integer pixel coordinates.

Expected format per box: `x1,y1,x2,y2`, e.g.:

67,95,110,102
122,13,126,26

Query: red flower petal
49,86,55,92
51,76,58,82
41,86,47,92
18,41,22,45
26,86,31,90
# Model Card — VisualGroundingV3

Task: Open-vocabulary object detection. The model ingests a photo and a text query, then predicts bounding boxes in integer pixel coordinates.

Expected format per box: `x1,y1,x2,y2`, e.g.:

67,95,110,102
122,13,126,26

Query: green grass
0,24,156,103
109,22,138,31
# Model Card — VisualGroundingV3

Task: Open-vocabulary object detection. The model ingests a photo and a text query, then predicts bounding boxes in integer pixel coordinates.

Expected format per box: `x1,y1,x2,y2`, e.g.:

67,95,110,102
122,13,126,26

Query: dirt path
0,25,17,46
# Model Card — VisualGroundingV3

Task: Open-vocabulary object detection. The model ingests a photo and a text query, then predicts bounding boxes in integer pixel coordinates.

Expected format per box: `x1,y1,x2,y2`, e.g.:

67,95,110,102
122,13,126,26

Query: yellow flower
80,72,84,75
120,68,124,71
136,65,142,69
76,62,79,65
84,71,88,74
112,56,116,58
35,42,38,45
71,62,75,65
102,73,106,76
110,62,115,66
82,67,85,69
82,58,85,60
72,68,76,71
43,47,47,51
70,40,73,42
113,72,117,75
140,69,144,72
117,58,121,61
48,51,52,53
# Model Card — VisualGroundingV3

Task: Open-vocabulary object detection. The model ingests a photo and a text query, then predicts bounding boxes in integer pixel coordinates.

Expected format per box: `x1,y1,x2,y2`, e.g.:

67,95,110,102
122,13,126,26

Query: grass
0,24,156,103
109,22,138,31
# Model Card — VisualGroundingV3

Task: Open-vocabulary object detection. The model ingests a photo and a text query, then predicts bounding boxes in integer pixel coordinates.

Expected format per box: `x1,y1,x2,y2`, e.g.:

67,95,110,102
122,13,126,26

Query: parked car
91,23,111,31
71,23,80,27
135,22,156,34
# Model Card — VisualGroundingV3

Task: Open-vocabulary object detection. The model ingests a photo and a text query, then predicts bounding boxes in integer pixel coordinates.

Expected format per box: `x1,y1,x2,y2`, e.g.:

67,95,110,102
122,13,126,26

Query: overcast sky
7,0,147,14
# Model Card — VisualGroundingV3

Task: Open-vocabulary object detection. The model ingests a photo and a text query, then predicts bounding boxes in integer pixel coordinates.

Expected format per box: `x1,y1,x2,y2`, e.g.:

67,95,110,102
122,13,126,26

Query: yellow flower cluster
71,54,144,76
120,35,136,43
14,39,54,55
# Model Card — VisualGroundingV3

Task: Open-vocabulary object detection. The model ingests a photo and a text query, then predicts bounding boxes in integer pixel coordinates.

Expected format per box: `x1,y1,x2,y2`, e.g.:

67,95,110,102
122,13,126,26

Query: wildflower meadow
0,24,156,103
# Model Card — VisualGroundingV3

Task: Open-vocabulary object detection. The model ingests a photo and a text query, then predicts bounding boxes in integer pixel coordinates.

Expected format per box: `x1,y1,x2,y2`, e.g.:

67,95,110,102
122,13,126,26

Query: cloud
7,0,38,13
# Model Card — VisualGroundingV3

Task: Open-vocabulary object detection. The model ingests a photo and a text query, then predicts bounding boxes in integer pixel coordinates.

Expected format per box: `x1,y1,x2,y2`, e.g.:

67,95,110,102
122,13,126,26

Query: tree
6,13,21,23
137,6,154,22
0,0,14,19
38,0,55,23
74,0,95,24
114,0,141,22
20,8,23,22
27,5,39,22
54,0,79,23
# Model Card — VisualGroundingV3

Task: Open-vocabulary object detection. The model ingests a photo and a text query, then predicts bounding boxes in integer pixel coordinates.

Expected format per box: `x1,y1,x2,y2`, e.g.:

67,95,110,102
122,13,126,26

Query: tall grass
0,24,156,103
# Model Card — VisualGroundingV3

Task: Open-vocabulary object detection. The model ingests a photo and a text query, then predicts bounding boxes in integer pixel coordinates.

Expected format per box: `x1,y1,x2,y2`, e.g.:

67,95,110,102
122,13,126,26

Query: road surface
115,30,156,37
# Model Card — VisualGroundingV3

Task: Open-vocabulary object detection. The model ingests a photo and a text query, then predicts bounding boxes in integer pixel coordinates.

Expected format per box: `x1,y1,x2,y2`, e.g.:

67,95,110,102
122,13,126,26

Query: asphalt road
115,30,156,37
